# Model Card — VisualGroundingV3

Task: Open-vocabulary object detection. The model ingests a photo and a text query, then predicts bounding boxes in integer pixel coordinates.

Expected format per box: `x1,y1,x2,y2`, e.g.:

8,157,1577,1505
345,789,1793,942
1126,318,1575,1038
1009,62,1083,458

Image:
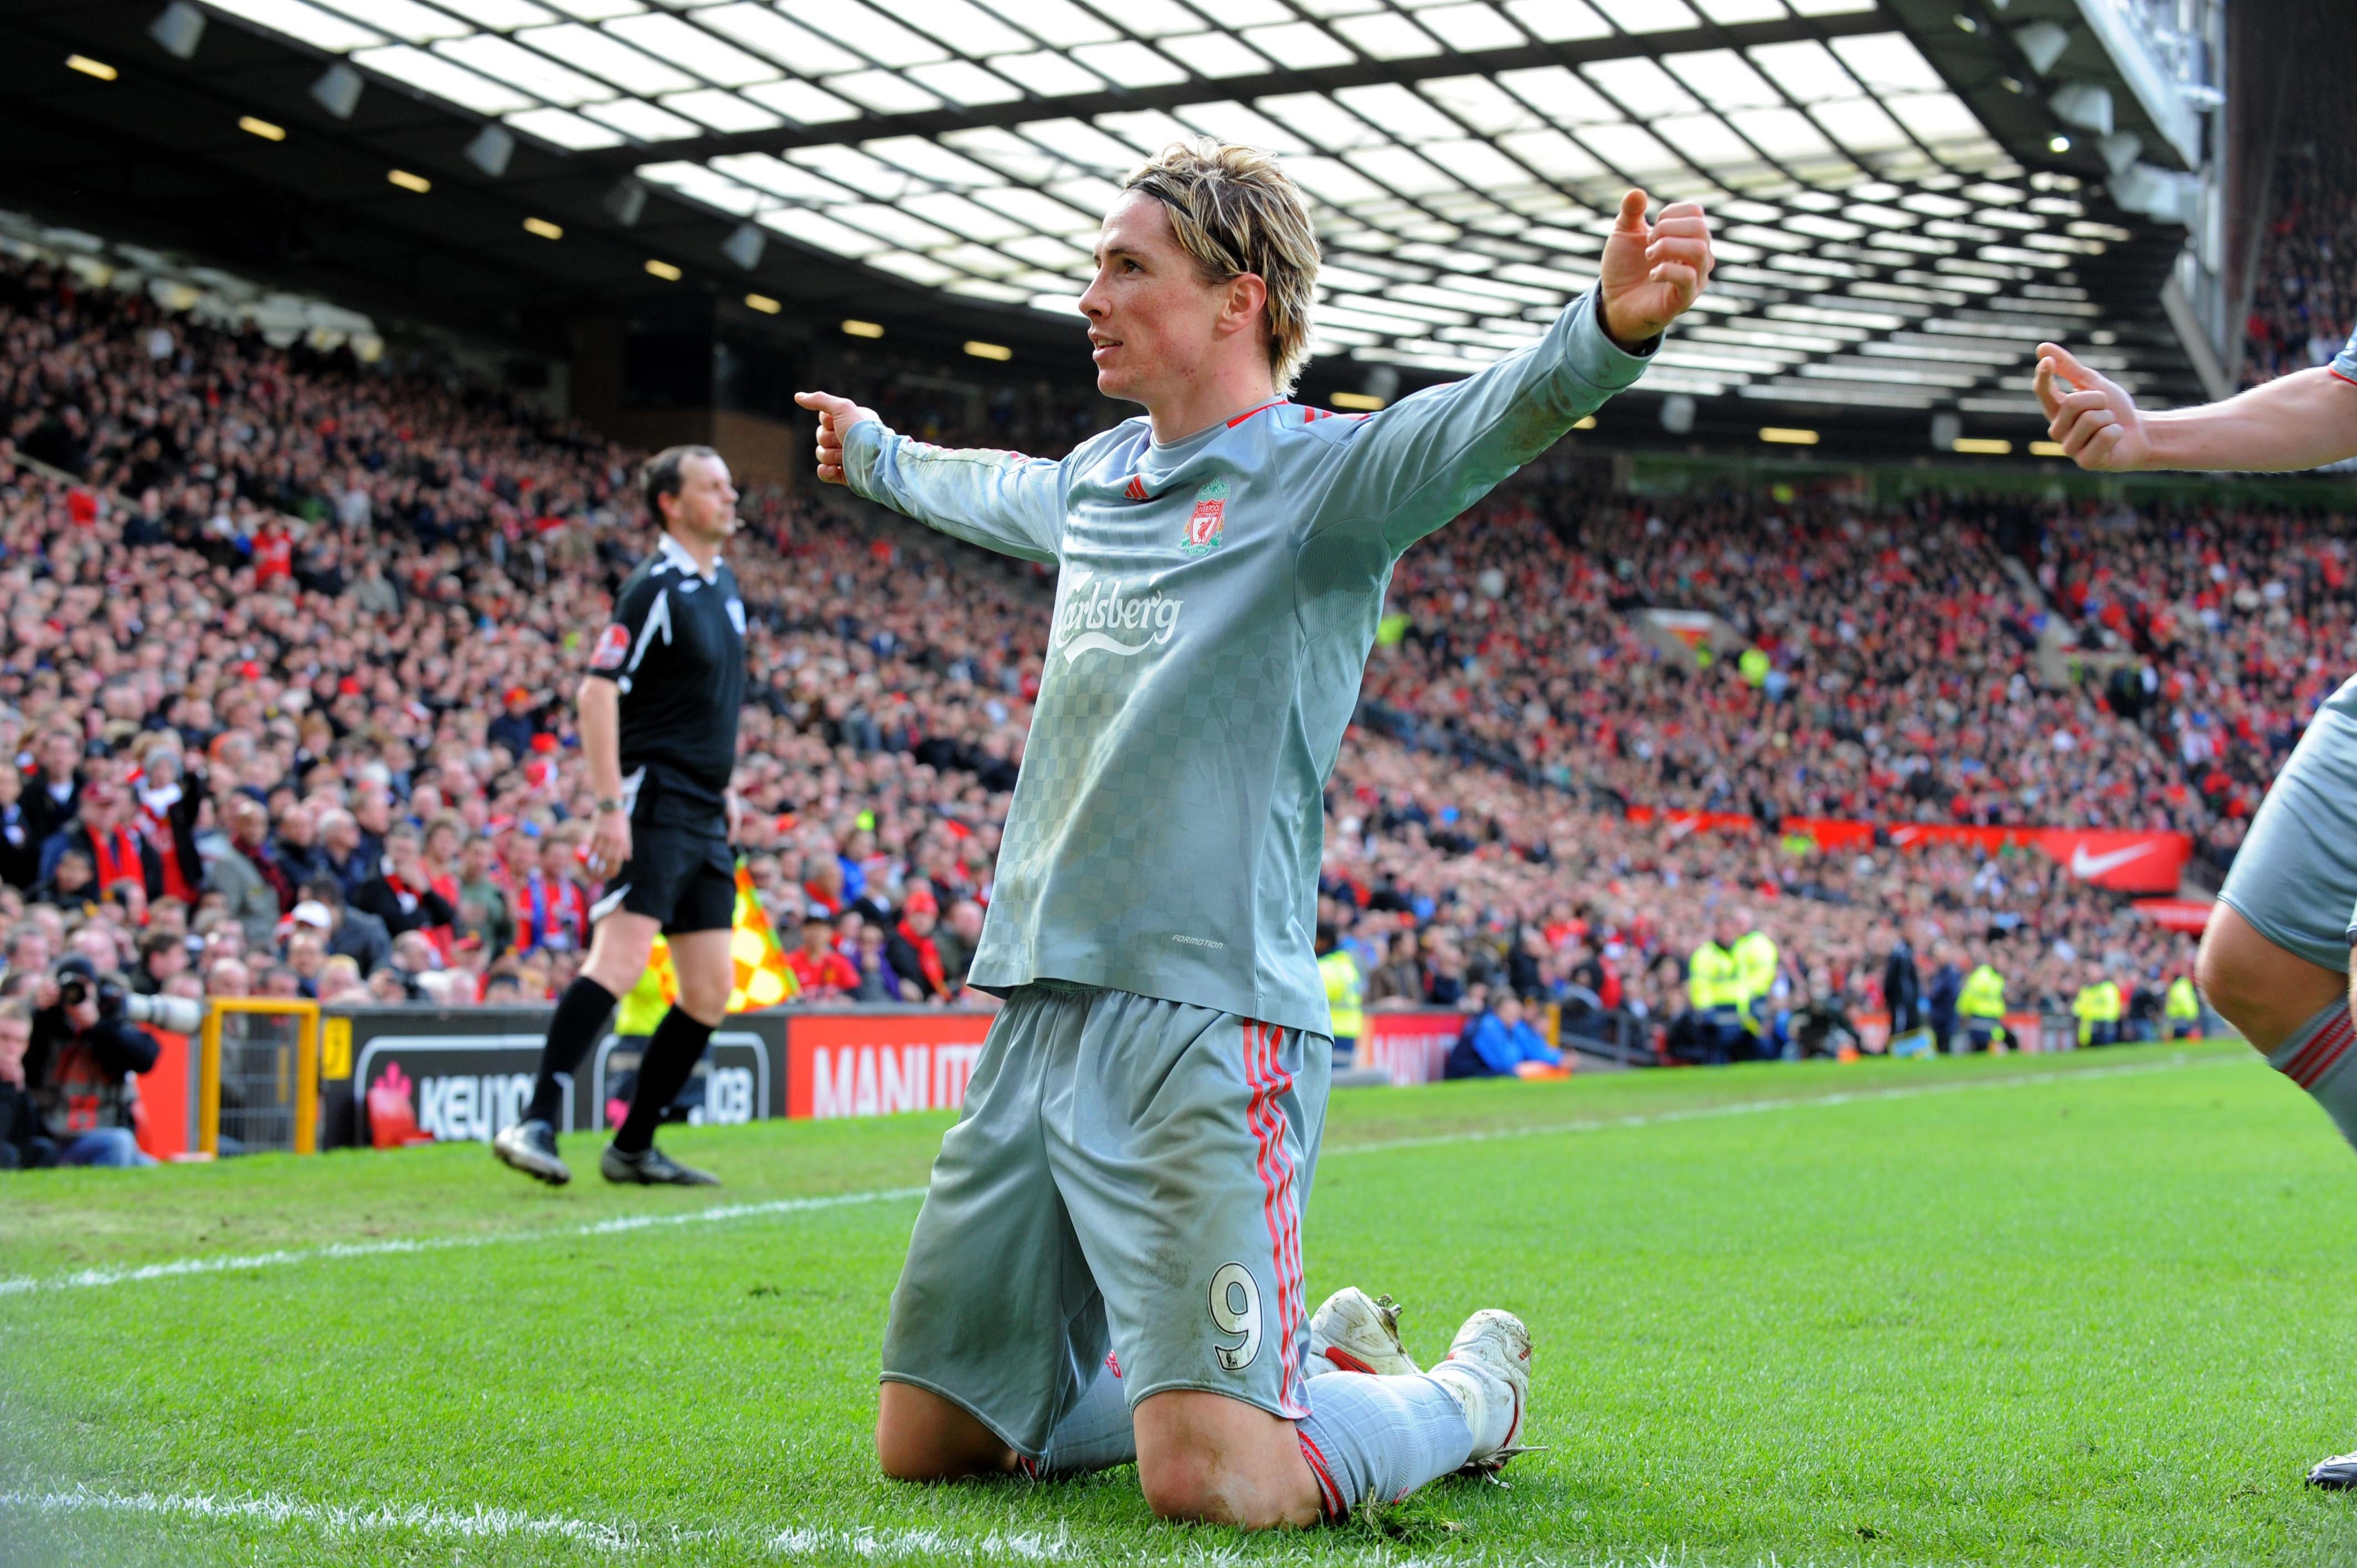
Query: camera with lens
53,958,203,1036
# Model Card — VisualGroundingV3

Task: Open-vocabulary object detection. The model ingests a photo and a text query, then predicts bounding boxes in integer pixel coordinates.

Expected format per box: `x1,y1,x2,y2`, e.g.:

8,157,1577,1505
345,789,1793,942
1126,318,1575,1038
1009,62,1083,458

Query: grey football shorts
879,982,1331,1457
2219,673,2357,973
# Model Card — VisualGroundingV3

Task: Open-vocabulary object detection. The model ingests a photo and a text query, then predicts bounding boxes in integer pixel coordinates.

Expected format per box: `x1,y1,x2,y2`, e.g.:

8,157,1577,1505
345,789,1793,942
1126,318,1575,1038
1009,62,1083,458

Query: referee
494,445,747,1187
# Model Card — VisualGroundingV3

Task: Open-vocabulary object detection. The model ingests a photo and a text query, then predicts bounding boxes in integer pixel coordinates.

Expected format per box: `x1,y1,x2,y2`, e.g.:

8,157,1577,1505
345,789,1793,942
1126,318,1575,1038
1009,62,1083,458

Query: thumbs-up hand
1600,189,1713,351
2034,343,2151,471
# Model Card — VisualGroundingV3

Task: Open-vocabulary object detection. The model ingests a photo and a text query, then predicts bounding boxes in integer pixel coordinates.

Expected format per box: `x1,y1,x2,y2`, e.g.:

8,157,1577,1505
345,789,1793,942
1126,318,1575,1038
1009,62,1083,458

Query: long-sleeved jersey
845,290,1655,1036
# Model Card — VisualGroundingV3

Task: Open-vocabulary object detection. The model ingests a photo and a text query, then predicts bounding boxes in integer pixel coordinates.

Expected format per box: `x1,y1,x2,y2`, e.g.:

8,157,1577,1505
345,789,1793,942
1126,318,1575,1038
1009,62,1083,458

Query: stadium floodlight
842,319,884,338
645,259,682,280
1759,427,1818,445
2011,20,2071,75
964,340,1012,361
311,63,363,120
603,178,648,227
149,2,206,60
744,293,781,314
523,216,563,240
721,223,766,270
239,116,286,141
387,168,430,194
67,55,119,81
2050,82,2114,137
465,125,516,179
1660,394,1696,435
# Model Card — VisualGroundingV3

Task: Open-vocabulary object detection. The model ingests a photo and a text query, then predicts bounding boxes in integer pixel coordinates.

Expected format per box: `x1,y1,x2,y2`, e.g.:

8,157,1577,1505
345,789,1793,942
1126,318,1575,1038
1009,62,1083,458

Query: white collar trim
658,532,720,582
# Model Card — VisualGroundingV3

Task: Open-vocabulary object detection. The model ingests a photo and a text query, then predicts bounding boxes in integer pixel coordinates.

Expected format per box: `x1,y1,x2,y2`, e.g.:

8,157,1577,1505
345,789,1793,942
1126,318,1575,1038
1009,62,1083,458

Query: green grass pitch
8,1040,2357,1566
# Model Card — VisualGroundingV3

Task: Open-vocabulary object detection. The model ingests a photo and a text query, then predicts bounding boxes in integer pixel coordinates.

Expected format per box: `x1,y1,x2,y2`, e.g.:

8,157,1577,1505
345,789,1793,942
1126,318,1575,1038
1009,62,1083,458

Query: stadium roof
2,0,2213,436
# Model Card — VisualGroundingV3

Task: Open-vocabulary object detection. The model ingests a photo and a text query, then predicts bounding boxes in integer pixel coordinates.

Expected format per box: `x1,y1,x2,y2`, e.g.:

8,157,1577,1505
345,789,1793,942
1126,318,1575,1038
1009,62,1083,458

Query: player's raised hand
1599,190,1712,350
2034,344,2151,471
793,390,878,486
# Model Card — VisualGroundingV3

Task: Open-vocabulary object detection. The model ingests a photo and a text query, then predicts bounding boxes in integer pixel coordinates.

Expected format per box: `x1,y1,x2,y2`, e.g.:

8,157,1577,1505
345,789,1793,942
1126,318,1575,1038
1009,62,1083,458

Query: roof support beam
565,11,1893,174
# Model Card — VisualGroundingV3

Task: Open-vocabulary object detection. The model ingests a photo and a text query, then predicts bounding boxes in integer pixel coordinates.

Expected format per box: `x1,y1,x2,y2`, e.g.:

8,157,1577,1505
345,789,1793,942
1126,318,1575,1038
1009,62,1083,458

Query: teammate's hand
793,390,880,486
586,808,631,879
2034,344,2152,471
1599,190,1712,351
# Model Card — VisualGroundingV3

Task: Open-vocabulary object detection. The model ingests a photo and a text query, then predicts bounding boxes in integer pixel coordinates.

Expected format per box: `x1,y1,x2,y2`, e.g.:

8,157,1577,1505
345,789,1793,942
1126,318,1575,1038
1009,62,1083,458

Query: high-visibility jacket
1689,942,1742,1011
1319,948,1365,1040
1731,930,1778,1030
2164,976,2200,1023
1739,647,1770,688
2072,980,2123,1045
1959,964,2006,1020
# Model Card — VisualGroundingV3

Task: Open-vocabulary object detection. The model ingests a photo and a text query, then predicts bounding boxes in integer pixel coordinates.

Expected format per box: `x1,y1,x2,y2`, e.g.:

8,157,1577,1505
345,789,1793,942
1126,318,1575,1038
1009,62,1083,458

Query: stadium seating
0,245,2229,1058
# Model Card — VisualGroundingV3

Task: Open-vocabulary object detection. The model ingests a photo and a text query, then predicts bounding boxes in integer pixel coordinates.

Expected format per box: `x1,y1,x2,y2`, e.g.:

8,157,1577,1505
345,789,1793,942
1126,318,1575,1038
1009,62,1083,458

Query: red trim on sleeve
2331,367,2357,388
1224,399,1288,429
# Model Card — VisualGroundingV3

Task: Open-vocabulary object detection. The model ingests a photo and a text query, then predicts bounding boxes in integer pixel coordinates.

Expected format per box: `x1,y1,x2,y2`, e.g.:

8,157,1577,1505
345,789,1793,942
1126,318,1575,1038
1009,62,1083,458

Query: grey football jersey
843,290,1656,1036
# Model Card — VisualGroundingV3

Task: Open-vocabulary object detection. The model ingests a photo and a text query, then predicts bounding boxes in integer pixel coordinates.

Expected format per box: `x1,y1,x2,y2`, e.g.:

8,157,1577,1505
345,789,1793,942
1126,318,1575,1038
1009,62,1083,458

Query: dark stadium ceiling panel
1,0,2205,429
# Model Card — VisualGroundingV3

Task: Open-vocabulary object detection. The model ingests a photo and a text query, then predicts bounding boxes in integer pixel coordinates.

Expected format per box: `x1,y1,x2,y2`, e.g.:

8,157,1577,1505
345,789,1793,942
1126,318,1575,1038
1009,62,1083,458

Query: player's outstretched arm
795,387,1064,565
1314,189,1710,555
2035,344,2357,472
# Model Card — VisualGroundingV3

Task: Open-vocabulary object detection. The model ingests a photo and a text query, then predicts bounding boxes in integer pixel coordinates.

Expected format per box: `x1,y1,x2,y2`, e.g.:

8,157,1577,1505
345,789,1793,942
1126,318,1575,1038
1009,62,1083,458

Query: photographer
25,956,169,1168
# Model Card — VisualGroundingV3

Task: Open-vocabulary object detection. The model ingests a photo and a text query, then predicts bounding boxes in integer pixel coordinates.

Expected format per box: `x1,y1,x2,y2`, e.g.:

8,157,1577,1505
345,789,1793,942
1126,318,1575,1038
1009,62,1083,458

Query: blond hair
1122,140,1320,393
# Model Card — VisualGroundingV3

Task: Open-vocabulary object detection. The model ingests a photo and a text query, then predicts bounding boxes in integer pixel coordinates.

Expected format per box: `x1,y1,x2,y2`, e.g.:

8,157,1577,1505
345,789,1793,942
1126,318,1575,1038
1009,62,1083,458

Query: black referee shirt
584,532,746,834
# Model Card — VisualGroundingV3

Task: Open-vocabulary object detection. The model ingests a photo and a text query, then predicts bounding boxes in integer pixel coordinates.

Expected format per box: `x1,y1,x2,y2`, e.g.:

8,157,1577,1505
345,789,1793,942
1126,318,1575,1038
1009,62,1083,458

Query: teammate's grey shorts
2219,673,2357,973
880,982,1330,1457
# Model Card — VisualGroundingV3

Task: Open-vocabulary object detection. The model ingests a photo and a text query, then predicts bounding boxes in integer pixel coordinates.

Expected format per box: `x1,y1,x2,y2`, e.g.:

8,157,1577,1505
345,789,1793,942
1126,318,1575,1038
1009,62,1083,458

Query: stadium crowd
2244,129,2357,388
0,240,2269,1163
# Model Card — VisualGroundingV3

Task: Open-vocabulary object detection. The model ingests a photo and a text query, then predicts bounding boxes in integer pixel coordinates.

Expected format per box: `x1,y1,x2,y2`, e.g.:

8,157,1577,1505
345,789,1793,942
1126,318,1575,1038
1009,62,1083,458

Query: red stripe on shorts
1260,1023,1307,1415
1243,1020,1306,1417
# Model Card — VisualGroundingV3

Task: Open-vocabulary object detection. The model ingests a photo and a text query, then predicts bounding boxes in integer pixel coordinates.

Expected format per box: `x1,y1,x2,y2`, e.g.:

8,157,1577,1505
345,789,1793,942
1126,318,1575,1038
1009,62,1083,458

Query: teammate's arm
794,390,1064,565
2035,344,2357,471
1313,190,1711,555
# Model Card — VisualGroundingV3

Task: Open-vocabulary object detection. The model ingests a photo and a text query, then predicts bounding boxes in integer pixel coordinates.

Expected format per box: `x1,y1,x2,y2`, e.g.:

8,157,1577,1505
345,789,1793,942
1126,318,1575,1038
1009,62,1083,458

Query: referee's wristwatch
595,796,625,814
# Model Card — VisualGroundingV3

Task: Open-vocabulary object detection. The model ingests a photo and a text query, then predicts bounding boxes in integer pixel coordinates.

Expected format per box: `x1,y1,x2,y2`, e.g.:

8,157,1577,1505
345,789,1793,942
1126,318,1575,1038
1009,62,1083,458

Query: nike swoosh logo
2070,842,2159,878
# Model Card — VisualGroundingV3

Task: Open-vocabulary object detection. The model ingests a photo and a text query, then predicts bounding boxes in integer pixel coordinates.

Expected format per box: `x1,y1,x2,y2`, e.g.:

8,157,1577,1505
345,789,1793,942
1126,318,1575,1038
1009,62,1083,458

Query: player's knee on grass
874,1381,1018,1482
1134,1391,1321,1529
2196,905,2345,1053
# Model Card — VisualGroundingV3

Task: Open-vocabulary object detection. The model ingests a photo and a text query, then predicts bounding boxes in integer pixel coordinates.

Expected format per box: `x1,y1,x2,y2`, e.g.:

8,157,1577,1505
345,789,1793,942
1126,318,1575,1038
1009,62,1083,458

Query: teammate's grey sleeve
1311,290,1657,556
842,420,1065,564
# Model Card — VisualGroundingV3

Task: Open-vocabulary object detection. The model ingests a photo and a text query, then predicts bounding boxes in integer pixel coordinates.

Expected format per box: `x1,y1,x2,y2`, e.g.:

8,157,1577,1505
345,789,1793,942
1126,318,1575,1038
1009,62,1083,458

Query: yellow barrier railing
198,999,321,1157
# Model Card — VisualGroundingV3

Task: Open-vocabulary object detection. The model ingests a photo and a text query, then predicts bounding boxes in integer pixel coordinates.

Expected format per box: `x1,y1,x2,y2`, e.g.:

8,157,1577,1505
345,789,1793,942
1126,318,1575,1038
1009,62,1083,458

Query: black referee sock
523,977,617,1128
613,1005,714,1154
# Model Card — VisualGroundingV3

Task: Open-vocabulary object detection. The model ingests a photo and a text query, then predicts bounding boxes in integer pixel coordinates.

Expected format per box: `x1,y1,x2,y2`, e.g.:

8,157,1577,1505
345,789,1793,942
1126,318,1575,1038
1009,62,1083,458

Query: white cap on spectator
291,900,333,931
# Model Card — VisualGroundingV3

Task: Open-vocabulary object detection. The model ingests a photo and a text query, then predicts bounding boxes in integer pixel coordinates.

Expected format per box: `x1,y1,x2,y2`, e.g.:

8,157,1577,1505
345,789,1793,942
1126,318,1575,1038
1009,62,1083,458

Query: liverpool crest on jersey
1182,478,1228,553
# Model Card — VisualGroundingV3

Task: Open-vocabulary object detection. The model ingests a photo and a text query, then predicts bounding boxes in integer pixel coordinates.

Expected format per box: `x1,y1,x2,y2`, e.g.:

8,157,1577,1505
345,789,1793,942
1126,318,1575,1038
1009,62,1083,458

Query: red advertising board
1642,812,2191,894
1357,1010,1464,1086
133,1028,193,1161
785,1012,994,1120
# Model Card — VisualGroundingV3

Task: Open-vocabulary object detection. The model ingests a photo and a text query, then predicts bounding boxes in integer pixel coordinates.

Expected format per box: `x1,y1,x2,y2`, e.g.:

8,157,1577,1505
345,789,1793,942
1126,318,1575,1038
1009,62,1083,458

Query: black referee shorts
590,823,734,936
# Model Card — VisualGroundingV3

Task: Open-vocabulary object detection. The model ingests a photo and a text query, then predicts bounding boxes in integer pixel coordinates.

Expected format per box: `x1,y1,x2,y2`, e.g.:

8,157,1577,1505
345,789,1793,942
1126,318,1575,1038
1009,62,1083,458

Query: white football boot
1426,1308,1534,1472
1307,1287,1421,1377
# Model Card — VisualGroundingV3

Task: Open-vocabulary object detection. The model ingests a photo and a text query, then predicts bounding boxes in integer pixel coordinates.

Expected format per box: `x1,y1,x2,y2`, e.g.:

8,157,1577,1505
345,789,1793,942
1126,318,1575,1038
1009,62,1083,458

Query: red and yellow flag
640,859,799,1014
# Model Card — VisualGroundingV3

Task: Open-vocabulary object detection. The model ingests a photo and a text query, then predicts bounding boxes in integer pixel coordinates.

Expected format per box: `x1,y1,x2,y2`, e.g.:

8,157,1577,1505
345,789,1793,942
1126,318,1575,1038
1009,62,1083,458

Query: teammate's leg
495,910,657,1183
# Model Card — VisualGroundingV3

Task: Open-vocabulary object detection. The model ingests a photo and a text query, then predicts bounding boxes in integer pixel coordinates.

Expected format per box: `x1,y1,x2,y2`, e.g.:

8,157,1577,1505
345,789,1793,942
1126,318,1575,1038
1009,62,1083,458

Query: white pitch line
0,1186,924,1298
0,1487,1084,1562
0,1053,2234,1299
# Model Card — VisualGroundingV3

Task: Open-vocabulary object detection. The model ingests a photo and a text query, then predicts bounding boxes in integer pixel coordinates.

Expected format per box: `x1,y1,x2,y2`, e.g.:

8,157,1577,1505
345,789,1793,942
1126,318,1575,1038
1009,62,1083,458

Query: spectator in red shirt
886,887,951,1005
785,907,860,997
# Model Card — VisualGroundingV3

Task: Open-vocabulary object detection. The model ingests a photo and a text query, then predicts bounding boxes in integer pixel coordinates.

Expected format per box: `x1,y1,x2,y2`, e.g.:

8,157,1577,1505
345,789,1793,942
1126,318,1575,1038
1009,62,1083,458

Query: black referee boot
600,1143,719,1187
